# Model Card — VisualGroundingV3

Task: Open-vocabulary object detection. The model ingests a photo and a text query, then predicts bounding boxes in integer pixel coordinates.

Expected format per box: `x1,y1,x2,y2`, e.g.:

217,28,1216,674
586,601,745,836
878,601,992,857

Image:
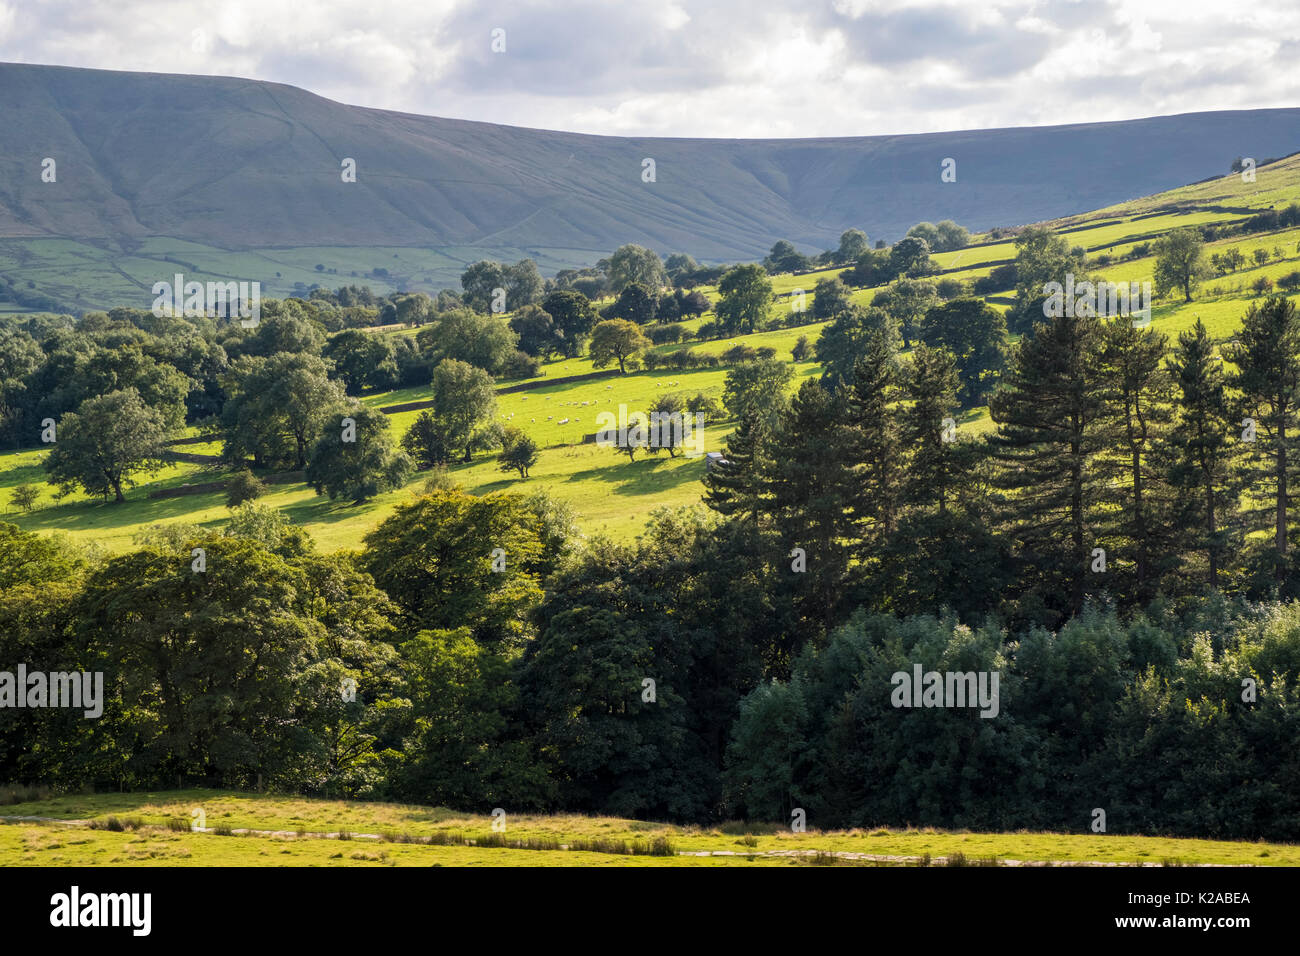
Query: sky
0,0,1296,138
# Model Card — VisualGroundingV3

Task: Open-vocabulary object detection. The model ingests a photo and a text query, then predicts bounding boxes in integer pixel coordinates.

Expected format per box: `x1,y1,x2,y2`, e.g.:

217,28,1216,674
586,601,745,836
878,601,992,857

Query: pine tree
843,330,903,547
702,412,770,523
1092,321,1176,602
1165,319,1242,590
768,379,857,629
987,311,1105,615
899,343,965,517
1227,295,1300,581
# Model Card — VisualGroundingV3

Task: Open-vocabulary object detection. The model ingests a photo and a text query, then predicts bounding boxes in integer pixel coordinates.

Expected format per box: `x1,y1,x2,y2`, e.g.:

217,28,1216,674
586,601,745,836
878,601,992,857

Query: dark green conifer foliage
1165,319,1243,590
1226,296,1300,581
1093,321,1176,602
988,312,1105,614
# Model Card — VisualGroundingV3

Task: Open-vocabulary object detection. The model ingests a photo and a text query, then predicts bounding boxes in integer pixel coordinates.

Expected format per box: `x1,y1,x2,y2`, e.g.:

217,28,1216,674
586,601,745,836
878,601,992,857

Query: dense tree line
5,288,1300,838
7,223,1300,838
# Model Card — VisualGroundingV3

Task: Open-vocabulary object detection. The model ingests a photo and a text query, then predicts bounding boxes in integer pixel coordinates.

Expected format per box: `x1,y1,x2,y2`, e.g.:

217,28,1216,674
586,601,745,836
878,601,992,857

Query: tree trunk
1070,414,1086,612
1206,470,1218,589
1277,409,1288,581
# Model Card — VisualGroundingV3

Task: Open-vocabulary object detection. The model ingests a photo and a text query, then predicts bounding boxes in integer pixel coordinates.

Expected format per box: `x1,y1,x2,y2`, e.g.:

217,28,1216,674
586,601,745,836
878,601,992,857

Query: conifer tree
843,330,903,547
1093,321,1175,602
1226,295,1300,581
702,412,770,523
899,343,964,517
987,311,1105,614
1165,319,1242,590
768,379,857,628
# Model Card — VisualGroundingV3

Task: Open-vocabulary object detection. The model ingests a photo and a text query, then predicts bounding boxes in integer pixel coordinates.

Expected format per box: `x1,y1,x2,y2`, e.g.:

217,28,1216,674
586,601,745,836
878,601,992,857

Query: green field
1,790,1292,867
4,156,1300,552
0,238,600,311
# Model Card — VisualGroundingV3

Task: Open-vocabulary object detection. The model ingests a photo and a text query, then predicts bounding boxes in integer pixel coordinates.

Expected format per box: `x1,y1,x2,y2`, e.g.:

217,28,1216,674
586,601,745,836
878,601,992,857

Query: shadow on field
9,487,229,535
565,453,707,497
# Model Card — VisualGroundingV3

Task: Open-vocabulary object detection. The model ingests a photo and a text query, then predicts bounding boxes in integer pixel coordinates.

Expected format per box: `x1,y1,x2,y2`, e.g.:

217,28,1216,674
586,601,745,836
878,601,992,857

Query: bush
666,348,697,370
722,344,758,364
8,483,39,513
1253,275,1274,295
755,346,777,360
649,323,686,345
1277,270,1300,291
696,320,720,340
422,467,458,494
972,263,1016,295
682,391,724,423
502,350,541,380
936,277,966,300
791,335,811,361
225,468,266,508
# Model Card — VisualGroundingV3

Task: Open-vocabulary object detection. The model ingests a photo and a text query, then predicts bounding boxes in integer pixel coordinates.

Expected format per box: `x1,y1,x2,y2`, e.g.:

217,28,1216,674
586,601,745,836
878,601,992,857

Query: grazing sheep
559,418,570,424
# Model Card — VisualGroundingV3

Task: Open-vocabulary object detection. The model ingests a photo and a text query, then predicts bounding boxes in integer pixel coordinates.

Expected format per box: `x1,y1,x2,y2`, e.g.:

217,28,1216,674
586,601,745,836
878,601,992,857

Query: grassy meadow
4,157,1300,552
0,790,1293,867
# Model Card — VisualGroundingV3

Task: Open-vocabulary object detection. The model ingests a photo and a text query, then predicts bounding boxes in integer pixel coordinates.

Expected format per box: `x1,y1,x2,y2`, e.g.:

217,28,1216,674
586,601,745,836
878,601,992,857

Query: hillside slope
2,62,1300,265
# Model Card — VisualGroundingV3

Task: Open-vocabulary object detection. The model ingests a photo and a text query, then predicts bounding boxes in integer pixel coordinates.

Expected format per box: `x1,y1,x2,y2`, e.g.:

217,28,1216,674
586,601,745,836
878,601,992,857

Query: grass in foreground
0,790,1294,867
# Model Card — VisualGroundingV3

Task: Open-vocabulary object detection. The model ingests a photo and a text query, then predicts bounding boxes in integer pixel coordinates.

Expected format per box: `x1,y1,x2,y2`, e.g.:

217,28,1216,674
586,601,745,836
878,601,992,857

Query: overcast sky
0,0,1295,138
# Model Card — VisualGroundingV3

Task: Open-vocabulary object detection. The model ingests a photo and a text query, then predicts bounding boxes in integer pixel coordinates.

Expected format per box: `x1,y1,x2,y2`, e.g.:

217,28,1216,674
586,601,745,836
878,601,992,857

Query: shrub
649,323,686,345
502,350,540,380
936,277,966,299
683,391,724,423
972,263,1016,295
722,344,758,364
0,783,50,805
8,483,39,513
792,335,811,361
1253,275,1274,295
1277,270,1300,291
225,468,265,508
666,348,696,370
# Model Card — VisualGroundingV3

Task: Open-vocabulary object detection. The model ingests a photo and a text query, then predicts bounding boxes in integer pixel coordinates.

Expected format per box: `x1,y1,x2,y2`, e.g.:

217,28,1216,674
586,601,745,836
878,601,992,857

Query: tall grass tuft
0,783,51,806
92,816,145,832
